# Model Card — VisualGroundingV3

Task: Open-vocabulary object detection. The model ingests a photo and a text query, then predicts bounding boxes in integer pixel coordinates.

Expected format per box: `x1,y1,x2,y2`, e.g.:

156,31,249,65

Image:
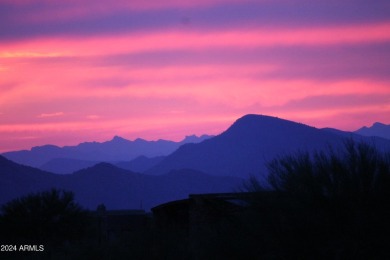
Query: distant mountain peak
232,114,287,126
354,121,390,140
239,113,270,120
31,144,60,152
184,134,197,139
224,114,309,138
77,162,122,174
111,135,128,142
182,134,212,143
373,122,386,127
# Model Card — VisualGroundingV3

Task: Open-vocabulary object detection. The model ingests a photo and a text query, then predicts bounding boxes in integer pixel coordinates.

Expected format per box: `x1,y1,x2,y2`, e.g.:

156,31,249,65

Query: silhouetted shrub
243,140,390,259
267,140,390,203
0,189,89,245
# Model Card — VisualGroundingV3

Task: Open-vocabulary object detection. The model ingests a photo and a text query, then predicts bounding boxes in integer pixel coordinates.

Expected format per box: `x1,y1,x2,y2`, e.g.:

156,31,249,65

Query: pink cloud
1,11,389,152
37,112,64,118
2,22,389,58
3,0,253,25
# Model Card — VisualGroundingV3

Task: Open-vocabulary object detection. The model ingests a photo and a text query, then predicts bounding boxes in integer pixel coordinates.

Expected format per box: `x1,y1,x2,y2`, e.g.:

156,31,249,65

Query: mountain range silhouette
2,135,212,173
147,114,390,177
1,114,389,210
355,122,390,140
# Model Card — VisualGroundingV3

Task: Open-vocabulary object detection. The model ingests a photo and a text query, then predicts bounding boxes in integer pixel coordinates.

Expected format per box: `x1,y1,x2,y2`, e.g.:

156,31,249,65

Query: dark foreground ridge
2,188,390,259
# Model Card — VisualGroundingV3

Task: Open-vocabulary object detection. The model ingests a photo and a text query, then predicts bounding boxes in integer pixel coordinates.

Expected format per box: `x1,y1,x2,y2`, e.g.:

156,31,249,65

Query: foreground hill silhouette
38,155,166,174
0,156,60,205
147,114,390,178
0,156,241,210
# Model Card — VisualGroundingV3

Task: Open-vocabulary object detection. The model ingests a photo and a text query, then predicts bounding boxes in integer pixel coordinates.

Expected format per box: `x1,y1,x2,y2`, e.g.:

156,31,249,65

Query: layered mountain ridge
2,134,212,171
1,114,389,210
147,114,389,177
0,155,241,211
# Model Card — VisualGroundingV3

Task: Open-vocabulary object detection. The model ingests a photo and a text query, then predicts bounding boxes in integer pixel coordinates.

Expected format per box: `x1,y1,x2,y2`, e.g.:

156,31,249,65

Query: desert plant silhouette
243,140,390,259
0,189,89,245
268,140,390,196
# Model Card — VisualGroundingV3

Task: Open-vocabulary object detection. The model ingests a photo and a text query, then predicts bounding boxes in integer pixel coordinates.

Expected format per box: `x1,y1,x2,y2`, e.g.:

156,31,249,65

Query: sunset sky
1,0,390,152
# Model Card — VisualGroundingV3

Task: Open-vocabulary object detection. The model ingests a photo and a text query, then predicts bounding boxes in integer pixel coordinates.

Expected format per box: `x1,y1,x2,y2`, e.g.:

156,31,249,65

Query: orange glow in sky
1,0,389,152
